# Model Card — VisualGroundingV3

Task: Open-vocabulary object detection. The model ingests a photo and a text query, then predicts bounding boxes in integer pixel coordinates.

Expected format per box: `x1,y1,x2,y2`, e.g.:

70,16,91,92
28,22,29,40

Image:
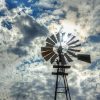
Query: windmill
41,28,91,100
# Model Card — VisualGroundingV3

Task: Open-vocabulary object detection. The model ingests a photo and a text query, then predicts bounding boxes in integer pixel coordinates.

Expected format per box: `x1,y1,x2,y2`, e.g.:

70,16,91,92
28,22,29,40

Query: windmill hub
53,44,69,54
62,45,69,53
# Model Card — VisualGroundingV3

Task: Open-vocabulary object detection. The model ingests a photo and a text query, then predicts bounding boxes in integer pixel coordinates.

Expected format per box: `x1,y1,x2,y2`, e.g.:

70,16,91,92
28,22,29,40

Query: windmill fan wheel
41,33,91,64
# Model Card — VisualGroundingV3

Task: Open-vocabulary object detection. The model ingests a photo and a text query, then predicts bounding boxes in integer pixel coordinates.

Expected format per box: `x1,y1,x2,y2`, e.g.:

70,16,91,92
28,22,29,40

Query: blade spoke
67,36,75,44
64,53,73,62
44,52,55,61
68,40,79,46
50,54,58,63
41,47,53,52
46,43,54,47
56,33,60,42
68,48,80,52
46,38,55,45
67,50,77,57
50,35,57,43
69,44,81,48
42,50,53,57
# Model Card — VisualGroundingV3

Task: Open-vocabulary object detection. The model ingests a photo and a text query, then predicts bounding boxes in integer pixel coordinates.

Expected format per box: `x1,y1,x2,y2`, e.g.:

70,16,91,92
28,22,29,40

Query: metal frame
52,64,71,100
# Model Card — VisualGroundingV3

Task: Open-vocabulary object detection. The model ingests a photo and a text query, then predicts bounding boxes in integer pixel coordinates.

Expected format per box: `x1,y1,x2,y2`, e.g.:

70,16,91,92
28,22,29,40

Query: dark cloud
96,94,100,100
7,15,49,57
10,79,54,100
88,58,100,70
69,87,79,96
67,5,81,19
1,20,12,30
58,10,67,19
31,5,56,18
70,76,77,82
80,78,97,94
7,47,28,57
15,15,48,46
93,6,100,33
68,6,78,12
0,9,6,16
10,82,34,100
88,34,100,43
76,96,86,100
51,0,61,6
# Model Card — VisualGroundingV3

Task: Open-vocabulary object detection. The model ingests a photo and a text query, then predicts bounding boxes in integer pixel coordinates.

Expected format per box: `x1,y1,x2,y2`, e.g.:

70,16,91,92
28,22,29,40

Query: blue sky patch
0,10,6,16
1,20,12,30
88,34,100,43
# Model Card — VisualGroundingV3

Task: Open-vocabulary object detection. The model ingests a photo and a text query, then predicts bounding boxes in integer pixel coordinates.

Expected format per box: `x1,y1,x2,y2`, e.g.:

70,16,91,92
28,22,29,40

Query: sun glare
62,23,76,33
49,19,89,42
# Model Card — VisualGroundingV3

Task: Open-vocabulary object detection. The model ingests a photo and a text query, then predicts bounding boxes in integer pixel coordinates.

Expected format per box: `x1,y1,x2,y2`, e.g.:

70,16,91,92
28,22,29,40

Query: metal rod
64,76,71,100
54,68,59,100
63,75,68,100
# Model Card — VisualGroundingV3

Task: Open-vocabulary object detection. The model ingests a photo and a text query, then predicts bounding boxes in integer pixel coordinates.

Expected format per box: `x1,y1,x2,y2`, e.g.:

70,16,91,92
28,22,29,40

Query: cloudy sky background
0,0,100,100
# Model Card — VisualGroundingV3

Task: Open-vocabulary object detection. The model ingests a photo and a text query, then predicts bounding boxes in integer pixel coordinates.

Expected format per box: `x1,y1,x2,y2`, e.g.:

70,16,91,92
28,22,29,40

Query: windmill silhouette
41,28,91,100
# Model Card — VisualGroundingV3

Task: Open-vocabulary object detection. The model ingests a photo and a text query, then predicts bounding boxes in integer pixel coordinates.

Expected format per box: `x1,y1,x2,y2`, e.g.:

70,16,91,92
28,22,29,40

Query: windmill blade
69,44,81,48
68,40,79,46
67,36,75,44
50,54,58,63
50,35,57,43
68,48,80,52
41,47,53,52
64,53,73,62
44,52,55,61
77,54,91,63
42,50,53,57
46,43,54,47
67,50,77,57
56,33,60,42
46,37,55,45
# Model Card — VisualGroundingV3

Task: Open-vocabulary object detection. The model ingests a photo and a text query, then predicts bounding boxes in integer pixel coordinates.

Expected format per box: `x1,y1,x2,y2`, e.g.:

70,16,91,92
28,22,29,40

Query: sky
0,0,100,100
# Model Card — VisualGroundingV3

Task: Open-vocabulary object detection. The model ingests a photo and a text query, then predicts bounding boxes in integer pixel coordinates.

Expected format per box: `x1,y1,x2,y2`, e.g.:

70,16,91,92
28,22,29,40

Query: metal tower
52,45,71,100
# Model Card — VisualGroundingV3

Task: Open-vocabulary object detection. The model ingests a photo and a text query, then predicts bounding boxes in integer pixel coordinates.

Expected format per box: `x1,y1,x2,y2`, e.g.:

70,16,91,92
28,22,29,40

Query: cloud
7,47,28,57
10,78,55,100
96,95,100,100
69,87,79,96
88,34,100,43
15,15,48,46
68,5,78,12
92,5,100,33
80,77,97,93
5,0,38,10
5,15,49,57
88,58,100,70
1,20,12,30
76,96,86,100
0,9,6,16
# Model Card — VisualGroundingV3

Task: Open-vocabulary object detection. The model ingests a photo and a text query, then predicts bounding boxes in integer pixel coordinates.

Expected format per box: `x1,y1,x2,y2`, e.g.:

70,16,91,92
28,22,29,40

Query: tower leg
64,75,71,100
63,75,68,100
54,74,71,100
54,69,59,100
